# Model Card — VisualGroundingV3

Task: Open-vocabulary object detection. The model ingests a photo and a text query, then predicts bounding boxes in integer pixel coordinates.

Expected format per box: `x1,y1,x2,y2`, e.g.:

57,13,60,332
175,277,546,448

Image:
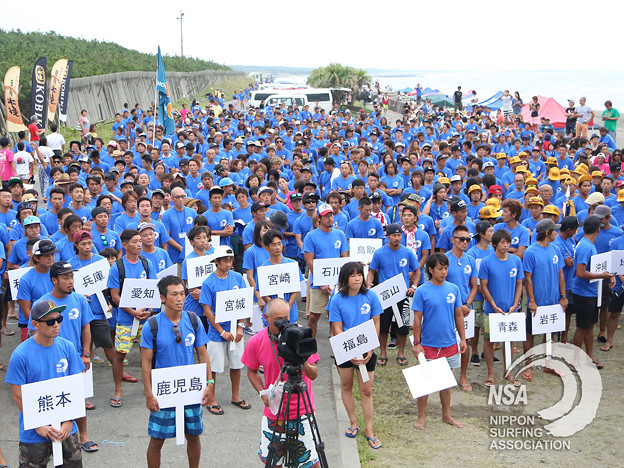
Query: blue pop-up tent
399,87,413,93
476,91,504,110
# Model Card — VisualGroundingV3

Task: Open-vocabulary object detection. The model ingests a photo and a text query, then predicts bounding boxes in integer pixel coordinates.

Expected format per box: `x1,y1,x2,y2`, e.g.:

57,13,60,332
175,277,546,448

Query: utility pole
177,10,185,56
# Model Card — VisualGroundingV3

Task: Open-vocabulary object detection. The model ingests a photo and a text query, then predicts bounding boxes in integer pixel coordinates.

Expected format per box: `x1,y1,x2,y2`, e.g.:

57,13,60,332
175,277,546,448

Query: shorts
336,351,377,373
379,299,410,336
530,116,540,125
91,319,114,348
115,323,143,354
148,404,203,439
483,313,492,340
206,339,244,373
426,353,460,369
258,415,320,467
503,110,512,119
608,290,624,313
564,290,574,314
309,288,329,315
525,308,534,336
601,280,611,307
572,293,598,330
19,432,82,468
473,300,484,328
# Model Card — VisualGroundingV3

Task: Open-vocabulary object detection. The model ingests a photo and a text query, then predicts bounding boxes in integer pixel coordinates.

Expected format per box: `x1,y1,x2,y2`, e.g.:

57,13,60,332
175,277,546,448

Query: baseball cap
450,199,468,212
578,174,592,185
211,245,235,262
290,193,302,202
450,175,462,183
250,201,267,212
617,189,624,203
542,205,560,217
370,192,383,201
468,185,482,195
152,188,166,198
302,192,319,203
496,153,507,160
479,206,502,219
536,218,561,234
386,223,402,235
31,300,66,322
23,216,40,226
16,202,33,213
526,196,544,207
316,203,334,216
138,222,156,233
488,185,503,195
323,157,335,166
73,230,92,243
209,186,224,196
483,161,495,168
269,211,289,230
33,239,60,256
50,261,74,278
594,205,612,220
258,186,274,196
525,187,539,196
218,177,235,187
591,170,603,178
586,192,605,205
509,156,521,165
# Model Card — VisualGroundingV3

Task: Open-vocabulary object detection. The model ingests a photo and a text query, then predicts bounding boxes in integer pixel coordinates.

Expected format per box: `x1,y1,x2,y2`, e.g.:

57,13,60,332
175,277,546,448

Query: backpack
110,256,150,307
148,311,200,369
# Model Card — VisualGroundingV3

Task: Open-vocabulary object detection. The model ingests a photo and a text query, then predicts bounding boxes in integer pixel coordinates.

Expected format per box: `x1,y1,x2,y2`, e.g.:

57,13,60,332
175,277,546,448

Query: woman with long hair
329,261,382,449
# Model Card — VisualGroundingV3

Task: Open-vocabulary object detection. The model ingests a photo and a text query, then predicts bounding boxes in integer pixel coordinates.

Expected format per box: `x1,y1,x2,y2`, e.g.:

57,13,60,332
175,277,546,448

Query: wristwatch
82,352,91,358
560,294,567,300
466,302,473,309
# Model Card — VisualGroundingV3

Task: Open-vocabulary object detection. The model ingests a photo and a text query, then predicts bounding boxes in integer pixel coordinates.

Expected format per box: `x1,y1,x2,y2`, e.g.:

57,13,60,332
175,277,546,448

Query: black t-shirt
454,91,463,103
566,106,577,125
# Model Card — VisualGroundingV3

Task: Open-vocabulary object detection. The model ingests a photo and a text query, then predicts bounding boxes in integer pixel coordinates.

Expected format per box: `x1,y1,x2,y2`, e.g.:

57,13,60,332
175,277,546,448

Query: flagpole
154,46,159,147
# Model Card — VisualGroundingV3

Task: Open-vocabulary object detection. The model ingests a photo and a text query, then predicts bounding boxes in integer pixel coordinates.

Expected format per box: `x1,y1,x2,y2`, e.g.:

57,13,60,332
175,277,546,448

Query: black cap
31,300,66,322
303,192,320,202
214,164,224,175
33,239,60,256
269,211,289,230
251,201,267,212
290,193,302,201
386,223,402,235
450,199,468,212
50,261,74,278
584,215,602,232
370,192,383,201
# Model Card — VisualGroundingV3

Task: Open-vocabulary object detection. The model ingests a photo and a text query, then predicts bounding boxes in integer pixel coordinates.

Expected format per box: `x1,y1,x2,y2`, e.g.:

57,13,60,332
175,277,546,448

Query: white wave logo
553,255,559,264
110,239,117,247
510,268,517,278
334,240,341,249
159,260,166,269
442,212,449,219
464,265,472,274
399,258,408,267
367,228,376,237
68,308,79,320
501,343,602,437
360,303,371,314
56,358,68,373
418,223,425,231
186,216,193,224
185,333,195,346
512,236,520,245
154,231,160,240
220,219,227,227
446,293,455,304
140,271,147,279
416,240,422,248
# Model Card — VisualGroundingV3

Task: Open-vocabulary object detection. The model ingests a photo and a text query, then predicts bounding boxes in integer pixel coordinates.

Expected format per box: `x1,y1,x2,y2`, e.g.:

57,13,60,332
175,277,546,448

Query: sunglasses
453,236,471,243
172,325,182,344
36,315,64,326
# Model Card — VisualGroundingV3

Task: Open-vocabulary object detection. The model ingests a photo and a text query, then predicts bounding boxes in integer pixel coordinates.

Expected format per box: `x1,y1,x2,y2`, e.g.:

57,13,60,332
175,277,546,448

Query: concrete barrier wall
66,70,245,125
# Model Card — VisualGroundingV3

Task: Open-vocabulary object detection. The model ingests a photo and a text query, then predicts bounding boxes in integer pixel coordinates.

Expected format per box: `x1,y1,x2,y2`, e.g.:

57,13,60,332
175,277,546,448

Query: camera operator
241,298,321,467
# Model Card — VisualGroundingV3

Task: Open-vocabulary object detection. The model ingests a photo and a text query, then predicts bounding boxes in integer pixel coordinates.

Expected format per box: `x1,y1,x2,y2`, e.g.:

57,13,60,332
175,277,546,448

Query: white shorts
206,339,244,373
258,415,320,467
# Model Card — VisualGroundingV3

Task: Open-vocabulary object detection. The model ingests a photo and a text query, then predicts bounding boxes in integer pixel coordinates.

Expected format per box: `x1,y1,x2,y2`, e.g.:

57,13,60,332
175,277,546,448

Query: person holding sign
367,223,419,366
5,300,85,467
571,216,614,370
329,262,382,449
107,229,157,407
241,298,320,467
244,221,272,312
303,203,349,338
478,229,524,387
140,276,213,468
138,222,174,275
181,226,215,329
522,219,567,381
445,225,478,391
411,253,466,429
199,245,251,415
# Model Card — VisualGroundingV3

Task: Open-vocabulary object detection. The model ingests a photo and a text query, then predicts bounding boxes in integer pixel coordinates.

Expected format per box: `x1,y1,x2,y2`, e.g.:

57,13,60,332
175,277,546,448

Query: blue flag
156,47,175,136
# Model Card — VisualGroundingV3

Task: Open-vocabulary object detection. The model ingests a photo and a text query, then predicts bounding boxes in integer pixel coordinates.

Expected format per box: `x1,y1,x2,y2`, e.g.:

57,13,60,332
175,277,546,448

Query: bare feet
413,416,426,430
442,415,464,428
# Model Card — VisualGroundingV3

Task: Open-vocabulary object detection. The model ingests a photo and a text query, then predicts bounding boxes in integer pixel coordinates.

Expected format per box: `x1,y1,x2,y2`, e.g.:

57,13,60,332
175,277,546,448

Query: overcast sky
1,0,618,72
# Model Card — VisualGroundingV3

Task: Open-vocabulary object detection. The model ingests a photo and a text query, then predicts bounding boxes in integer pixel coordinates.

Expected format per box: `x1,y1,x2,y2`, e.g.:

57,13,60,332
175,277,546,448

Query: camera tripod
264,363,329,468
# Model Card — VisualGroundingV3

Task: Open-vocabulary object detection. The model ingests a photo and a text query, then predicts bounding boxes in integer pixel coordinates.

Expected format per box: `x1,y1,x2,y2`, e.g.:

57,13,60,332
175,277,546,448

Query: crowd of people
0,84,620,467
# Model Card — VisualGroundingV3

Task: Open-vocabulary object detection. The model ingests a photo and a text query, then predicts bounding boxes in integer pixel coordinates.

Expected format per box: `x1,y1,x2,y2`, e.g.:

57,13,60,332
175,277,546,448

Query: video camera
275,319,317,367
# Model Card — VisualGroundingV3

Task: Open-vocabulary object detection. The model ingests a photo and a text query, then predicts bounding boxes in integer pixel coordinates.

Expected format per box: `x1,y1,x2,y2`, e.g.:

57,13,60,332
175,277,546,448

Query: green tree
306,63,370,92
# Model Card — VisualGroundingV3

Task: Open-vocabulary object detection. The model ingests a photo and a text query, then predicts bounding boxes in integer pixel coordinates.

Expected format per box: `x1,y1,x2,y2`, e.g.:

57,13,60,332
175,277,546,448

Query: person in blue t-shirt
162,187,197,263
367,223,418,366
345,197,385,240
107,229,157,407
411,253,466,430
492,198,530,259
199,245,250,415
205,186,235,247
140,276,213,465
328,261,382,448
522,219,567,380
570,216,613,370
5,300,85,466
478,229,524,387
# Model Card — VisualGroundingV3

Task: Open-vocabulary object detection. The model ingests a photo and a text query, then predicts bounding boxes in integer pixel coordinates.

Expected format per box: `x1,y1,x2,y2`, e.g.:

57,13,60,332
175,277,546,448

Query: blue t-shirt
205,209,234,246
523,243,564,308
302,228,349,289
478,254,524,314
162,207,197,263
412,281,462,347
16,268,54,324
198,270,247,342
445,251,477,304
466,244,495,301
92,229,122,253
142,248,173,274
571,237,598,298
5,336,84,443
127,220,171,249
140,311,209,369
345,217,384,240
493,223,530,250
107,256,157,326
328,290,382,331
256,257,304,323
369,245,418,288
68,254,108,320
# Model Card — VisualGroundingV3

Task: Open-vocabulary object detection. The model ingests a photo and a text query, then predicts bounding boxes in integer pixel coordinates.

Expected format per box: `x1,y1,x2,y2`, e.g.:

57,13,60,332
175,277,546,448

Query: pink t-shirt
0,149,15,181
241,328,319,420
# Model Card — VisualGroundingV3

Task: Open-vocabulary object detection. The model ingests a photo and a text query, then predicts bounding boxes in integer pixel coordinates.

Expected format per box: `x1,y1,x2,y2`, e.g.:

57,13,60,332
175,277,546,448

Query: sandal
504,374,521,387
484,378,496,387
345,426,359,438
231,400,251,410
110,397,123,408
377,357,388,367
122,374,138,383
85,401,96,410
460,382,473,391
207,404,224,415
366,435,382,449
397,356,408,366
592,360,604,370
1,328,14,336
521,371,533,382
81,441,99,452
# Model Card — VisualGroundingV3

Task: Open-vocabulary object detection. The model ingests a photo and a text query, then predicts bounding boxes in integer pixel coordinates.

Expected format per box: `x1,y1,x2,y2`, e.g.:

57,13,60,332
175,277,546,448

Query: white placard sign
329,319,380,383
8,266,32,298
73,259,110,296
460,309,475,340
300,279,308,298
185,254,216,288
488,312,527,343
312,257,351,286
402,353,457,399
83,366,93,399
532,304,565,335
119,279,161,309
475,258,482,285
371,274,408,326
349,238,383,264
210,234,221,248
22,373,86,466
157,264,177,280
257,261,301,297
152,363,207,445
590,251,614,282
611,250,624,275
215,287,254,351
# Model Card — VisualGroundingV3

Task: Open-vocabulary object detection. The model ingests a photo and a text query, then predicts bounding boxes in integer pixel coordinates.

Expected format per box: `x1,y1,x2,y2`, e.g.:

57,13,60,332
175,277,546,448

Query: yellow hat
578,174,592,185
561,176,575,185
525,187,540,196
486,198,501,210
515,166,529,174
542,205,560,216
591,170,603,178
525,177,538,187
496,152,508,160
526,196,544,207
546,157,558,165
560,168,571,176
510,156,521,165
479,205,502,219
438,177,450,185
468,184,483,194
577,163,589,174
518,151,528,158
617,189,624,202
548,167,561,181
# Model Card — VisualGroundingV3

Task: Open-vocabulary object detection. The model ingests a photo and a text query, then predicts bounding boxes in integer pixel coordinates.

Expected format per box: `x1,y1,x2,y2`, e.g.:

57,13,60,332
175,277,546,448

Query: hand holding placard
402,353,457,399
329,320,380,383
215,287,254,350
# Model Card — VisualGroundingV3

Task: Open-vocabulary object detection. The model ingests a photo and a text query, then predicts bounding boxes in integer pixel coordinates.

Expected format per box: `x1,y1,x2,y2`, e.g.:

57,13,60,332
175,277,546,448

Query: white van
249,87,344,113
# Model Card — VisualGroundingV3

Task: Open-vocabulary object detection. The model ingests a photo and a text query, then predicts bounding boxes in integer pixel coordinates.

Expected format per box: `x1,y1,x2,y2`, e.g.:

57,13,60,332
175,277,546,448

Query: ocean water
369,70,624,111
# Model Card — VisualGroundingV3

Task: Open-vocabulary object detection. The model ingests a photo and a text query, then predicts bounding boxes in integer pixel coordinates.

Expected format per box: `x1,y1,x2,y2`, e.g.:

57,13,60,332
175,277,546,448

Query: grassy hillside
0,29,230,115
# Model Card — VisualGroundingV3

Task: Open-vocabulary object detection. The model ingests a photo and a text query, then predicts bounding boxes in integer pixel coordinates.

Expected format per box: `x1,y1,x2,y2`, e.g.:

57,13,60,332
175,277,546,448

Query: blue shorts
148,404,203,439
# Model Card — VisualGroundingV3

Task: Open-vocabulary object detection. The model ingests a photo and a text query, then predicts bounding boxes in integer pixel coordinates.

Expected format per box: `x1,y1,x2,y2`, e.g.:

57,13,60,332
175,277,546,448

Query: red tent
521,95,567,128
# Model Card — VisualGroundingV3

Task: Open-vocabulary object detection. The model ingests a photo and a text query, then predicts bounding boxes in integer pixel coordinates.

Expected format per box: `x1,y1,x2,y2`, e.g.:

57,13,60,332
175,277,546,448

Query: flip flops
81,441,99,452
207,404,224,415
231,400,251,410
1,328,14,336
345,426,359,438
110,397,123,408
377,357,388,366
366,435,382,449
397,356,408,366
122,374,138,383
